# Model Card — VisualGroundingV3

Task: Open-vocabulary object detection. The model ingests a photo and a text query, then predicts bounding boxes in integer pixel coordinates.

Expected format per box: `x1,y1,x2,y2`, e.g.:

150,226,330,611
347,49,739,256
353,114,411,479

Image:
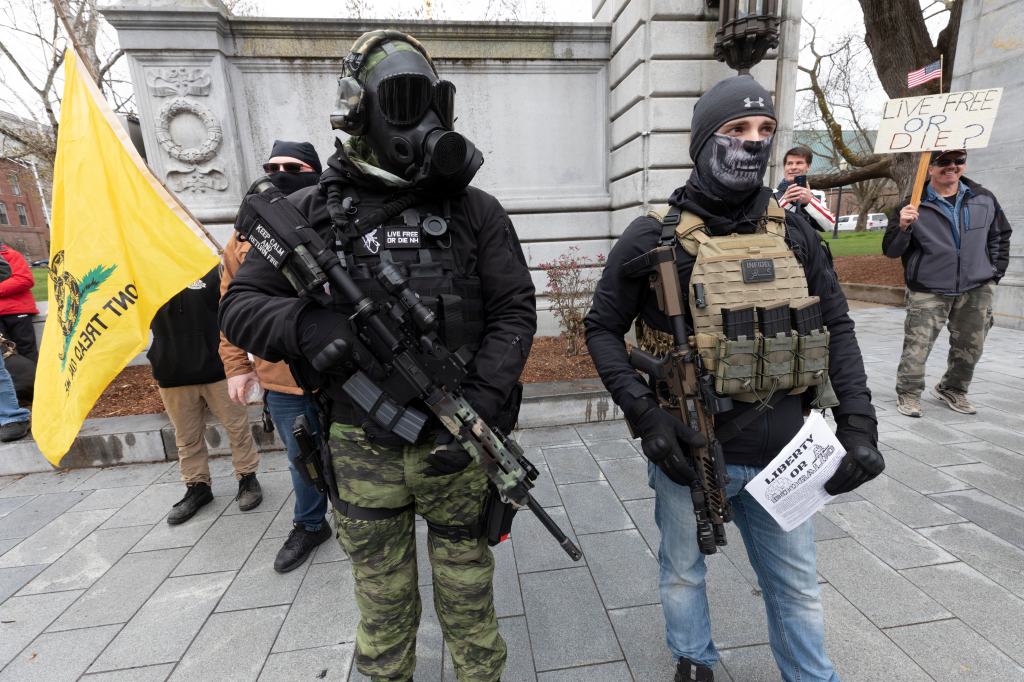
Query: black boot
675,658,714,682
167,482,213,525
274,523,332,573
0,419,30,442
235,472,263,511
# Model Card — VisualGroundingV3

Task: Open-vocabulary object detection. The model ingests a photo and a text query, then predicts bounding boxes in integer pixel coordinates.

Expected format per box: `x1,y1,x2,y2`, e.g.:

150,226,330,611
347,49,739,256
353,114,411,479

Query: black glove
626,398,705,487
297,307,365,374
423,432,473,477
826,414,885,495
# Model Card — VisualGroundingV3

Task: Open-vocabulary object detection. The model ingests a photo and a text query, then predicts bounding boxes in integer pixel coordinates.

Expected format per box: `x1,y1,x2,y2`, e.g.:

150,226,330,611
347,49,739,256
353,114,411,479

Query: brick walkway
2,305,1024,680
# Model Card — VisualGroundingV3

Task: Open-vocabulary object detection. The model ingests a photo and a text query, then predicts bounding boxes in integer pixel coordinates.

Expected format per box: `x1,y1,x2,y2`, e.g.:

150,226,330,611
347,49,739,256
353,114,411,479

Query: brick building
0,157,49,260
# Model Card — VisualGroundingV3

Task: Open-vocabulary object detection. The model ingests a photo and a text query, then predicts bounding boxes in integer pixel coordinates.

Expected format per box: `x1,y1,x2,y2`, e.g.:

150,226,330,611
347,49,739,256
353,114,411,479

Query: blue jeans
265,390,328,532
0,352,29,426
651,462,838,682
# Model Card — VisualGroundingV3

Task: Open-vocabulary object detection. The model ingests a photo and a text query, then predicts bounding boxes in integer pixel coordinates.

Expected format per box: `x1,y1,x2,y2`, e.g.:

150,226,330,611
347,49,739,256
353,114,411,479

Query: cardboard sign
874,88,1002,154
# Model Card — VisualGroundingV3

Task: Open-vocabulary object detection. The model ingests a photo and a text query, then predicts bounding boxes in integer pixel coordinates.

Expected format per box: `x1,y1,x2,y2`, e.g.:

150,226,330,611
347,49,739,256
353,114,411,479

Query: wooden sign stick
909,152,932,208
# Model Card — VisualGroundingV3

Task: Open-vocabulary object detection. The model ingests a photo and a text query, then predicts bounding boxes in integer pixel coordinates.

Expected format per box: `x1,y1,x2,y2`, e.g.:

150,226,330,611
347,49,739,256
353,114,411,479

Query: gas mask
695,133,773,200
332,43,483,192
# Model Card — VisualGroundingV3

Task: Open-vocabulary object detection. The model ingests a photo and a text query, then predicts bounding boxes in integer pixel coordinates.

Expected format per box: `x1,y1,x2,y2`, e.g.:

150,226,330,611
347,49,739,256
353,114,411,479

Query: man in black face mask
585,76,883,682
220,30,534,682
219,139,331,575
261,139,321,194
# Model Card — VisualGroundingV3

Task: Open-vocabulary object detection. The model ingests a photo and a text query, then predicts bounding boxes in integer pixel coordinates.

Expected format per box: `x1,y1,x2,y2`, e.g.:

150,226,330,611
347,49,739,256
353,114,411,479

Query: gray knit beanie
689,75,776,160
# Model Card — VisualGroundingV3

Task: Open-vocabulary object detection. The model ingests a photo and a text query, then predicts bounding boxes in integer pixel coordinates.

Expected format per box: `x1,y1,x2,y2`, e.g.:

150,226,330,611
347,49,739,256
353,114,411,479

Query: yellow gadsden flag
33,50,219,464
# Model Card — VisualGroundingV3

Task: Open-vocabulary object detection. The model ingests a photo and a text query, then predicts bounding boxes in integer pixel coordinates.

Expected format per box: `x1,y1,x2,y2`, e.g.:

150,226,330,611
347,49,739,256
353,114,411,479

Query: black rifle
235,179,582,561
623,244,733,554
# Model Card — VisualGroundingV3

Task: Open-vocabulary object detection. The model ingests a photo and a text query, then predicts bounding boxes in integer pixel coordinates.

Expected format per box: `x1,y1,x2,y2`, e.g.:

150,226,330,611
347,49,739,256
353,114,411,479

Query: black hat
269,139,322,174
929,148,967,163
689,75,777,160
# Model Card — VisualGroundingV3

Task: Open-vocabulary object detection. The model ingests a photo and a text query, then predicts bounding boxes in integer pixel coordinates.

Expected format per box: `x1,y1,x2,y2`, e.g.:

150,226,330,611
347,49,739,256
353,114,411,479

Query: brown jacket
218,237,303,395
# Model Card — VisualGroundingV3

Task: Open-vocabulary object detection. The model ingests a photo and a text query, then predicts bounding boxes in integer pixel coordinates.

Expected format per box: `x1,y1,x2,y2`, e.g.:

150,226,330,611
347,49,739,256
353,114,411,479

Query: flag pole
51,1,223,254
907,57,944,209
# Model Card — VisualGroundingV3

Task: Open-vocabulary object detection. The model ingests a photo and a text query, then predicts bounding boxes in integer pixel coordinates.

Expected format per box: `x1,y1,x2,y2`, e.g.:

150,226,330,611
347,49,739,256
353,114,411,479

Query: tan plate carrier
649,200,835,407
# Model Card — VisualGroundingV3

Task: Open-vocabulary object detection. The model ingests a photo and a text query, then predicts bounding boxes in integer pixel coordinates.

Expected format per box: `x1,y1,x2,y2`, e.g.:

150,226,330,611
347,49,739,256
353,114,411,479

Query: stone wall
952,0,1024,329
104,0,801,335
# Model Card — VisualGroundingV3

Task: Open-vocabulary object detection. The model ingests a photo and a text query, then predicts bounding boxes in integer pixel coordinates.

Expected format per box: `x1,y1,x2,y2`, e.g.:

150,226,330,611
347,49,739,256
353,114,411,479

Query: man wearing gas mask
585,76,883,681
220,31,535,682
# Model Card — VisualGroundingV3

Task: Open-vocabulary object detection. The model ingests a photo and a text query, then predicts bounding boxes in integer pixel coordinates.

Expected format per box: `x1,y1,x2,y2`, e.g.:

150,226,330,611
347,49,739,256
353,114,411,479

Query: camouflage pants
328,423,506,682
896,283,995,398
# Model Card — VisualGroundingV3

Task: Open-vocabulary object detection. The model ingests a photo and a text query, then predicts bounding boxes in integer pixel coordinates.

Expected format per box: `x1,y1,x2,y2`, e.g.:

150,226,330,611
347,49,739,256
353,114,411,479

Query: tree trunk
856,206,870,232
859,0,964,197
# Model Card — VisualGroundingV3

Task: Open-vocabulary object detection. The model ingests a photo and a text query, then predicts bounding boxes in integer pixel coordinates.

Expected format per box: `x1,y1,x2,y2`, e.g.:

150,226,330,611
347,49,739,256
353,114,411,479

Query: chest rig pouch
339,195,485,357
655,201,832,405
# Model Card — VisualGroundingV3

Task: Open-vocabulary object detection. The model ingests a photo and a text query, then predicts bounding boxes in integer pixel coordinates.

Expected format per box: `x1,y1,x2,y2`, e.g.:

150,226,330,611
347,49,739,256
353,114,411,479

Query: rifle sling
713,390,788,445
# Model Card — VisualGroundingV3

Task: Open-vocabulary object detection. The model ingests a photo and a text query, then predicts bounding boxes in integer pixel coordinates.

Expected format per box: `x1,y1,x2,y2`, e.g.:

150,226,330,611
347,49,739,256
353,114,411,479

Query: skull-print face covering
694,132,773,201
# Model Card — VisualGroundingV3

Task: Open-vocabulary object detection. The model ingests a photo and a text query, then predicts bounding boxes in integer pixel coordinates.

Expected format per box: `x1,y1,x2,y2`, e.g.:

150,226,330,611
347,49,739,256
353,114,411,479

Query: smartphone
794,175,807,187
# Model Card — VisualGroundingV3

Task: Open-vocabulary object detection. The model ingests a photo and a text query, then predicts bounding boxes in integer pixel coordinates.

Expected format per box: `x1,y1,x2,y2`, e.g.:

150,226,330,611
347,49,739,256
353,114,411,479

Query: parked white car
867,213,889,230
835,213,888,231
835,215,857,230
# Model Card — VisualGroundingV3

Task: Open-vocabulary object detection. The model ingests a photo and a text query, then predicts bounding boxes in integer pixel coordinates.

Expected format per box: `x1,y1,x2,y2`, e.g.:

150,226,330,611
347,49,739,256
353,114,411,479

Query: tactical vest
650,200,833,405
335,191,485,355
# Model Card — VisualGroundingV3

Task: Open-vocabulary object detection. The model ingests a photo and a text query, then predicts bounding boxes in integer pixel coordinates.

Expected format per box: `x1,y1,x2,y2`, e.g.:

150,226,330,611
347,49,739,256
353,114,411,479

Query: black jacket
148,267,225,389
585,187,874,467
219,149,536,430
882,177,1012,294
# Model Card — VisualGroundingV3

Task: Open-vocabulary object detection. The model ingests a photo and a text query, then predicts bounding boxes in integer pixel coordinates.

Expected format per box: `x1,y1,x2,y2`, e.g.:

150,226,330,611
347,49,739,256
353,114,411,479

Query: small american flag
907,60,942,88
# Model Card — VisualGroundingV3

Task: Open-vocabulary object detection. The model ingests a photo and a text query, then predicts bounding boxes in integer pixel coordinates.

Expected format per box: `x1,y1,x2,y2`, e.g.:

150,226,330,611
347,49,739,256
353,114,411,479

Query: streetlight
832,158,849,240
707,0,781,74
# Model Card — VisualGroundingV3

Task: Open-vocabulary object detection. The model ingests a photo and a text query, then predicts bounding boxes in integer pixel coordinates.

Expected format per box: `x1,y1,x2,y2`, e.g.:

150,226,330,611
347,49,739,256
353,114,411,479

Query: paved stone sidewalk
2,305,1024,681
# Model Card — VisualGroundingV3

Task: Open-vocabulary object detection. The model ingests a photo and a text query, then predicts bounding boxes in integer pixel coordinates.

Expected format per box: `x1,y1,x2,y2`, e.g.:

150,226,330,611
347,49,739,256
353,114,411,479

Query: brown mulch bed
87,365,165,419
520,335,598,384
80,255,901,418
834,254,905,288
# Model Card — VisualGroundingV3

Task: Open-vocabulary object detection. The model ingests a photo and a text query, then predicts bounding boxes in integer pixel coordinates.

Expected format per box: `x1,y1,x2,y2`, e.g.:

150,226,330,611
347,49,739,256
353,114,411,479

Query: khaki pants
159,379,260,484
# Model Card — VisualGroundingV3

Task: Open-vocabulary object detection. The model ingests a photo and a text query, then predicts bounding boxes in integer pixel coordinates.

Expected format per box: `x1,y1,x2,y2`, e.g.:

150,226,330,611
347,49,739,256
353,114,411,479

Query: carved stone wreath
154,98,222,165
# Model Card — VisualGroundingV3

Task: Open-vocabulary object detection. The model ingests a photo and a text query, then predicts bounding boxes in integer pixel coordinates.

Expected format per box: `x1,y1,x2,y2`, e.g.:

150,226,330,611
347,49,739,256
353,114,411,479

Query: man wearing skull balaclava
221,30,535,682
585,76,883,682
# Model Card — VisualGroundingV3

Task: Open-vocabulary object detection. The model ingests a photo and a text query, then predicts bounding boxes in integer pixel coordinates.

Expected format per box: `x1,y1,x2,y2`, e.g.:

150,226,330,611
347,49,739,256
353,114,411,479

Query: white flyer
744,412,846,532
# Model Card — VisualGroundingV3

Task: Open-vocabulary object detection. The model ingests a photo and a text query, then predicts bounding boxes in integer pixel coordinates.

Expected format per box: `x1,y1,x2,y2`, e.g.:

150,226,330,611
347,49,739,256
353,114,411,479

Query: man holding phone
775,146,835,232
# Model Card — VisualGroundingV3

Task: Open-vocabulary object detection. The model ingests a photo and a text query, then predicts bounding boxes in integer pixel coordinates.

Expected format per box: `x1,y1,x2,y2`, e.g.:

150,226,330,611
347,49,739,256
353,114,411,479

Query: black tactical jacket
585,187,874,467
219,150,536,431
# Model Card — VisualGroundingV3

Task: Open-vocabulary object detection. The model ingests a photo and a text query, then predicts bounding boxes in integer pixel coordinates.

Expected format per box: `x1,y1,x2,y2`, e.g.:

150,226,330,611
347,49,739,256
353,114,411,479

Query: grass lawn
825,230,885,257
32,267,48,301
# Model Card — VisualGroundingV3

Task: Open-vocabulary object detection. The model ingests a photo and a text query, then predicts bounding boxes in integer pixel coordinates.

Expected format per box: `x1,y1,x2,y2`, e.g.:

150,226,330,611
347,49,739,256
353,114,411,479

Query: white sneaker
932,386,976,415
896,394,922,418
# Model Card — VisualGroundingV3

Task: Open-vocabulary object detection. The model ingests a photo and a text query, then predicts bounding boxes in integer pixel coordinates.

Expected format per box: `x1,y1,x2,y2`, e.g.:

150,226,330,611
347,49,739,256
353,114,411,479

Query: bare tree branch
0,0,132,174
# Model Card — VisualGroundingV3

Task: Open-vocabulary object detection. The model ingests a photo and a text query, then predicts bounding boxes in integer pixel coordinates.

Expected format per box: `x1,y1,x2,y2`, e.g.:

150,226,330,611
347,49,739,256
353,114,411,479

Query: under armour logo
744,97,765,108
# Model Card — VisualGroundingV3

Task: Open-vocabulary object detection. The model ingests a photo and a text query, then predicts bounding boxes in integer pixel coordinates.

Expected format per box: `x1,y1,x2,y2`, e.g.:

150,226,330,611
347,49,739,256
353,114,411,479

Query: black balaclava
267,139,321,196
688,76,776,203
359,41,483,192
675,75,777,233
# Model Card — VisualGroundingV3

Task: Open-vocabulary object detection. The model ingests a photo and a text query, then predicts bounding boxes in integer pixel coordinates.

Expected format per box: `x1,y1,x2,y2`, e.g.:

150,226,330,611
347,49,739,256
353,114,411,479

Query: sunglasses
932,157,966,168
377,73,456,129
262,162,312,173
